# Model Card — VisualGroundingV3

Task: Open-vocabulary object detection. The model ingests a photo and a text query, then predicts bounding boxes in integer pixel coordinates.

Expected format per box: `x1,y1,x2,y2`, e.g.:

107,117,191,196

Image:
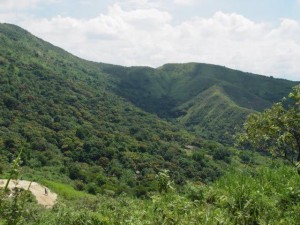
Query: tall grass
210,165,300,224
41,180,93,201
2,155,300,225
0,148,33,225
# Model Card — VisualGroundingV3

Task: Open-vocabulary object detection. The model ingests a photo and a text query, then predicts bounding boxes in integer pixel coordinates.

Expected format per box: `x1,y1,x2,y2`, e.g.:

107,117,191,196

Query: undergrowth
2,152,300,225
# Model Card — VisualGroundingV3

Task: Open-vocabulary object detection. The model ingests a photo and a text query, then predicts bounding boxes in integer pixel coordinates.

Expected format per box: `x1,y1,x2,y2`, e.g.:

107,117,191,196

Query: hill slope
101,63,298,141
175,85,255,140
0,23,231,195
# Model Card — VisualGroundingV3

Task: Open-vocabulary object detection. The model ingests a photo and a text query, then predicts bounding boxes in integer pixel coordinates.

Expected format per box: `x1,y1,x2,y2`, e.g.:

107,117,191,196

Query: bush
86,183,99,195
212,148,231,163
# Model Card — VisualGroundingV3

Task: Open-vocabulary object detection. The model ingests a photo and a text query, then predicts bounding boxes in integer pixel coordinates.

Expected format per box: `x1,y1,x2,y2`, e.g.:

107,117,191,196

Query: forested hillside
102,63,297,141
0,23,234,195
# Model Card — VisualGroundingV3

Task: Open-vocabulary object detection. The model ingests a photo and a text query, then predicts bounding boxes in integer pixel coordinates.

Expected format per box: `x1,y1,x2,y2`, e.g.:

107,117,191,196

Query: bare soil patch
0,179,57,208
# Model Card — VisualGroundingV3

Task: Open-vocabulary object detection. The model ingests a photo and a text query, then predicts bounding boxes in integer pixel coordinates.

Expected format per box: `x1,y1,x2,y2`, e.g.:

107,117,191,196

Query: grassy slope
176,85,254,140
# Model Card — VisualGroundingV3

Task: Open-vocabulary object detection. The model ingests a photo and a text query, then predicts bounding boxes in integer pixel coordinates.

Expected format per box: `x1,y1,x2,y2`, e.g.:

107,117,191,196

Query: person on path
45,188,48,196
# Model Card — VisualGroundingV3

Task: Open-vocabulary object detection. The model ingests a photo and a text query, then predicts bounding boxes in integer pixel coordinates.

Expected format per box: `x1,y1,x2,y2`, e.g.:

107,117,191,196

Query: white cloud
174,0,198,5
0,0,56,11
15,4,300,81
0,0,40,10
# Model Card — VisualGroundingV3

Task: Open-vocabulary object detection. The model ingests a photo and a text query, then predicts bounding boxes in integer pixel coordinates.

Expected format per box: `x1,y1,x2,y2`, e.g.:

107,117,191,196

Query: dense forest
0,23,300,224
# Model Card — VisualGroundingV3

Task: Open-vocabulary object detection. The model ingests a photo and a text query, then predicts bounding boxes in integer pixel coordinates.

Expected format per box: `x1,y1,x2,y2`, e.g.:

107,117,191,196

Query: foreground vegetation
2,162,300,225
238,85,300,169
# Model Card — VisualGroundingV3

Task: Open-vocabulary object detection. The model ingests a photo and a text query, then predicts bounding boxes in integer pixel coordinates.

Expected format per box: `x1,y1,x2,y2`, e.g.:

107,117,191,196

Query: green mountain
101,63,297,141
0,23,227,193
0,23,298,195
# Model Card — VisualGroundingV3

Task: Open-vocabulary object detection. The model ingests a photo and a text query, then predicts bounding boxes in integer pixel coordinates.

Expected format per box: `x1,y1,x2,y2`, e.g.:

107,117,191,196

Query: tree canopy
237,85,300,168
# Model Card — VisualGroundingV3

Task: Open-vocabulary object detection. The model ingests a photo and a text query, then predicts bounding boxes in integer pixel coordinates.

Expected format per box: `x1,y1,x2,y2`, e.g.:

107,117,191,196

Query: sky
0,0,300,81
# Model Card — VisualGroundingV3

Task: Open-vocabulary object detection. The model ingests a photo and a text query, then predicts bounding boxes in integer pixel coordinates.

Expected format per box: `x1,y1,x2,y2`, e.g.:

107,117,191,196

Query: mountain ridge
101,61,298,141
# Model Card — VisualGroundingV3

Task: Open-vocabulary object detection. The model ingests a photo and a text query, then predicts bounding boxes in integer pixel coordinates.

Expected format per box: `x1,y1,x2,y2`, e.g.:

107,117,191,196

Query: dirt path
0,179,57,208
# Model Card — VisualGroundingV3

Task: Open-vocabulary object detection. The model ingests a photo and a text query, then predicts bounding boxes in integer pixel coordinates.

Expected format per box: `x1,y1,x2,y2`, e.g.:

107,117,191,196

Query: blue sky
0,0,300,80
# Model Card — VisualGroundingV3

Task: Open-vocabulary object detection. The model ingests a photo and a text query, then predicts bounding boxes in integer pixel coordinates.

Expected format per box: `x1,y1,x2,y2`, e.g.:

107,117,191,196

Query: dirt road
0,179,57,208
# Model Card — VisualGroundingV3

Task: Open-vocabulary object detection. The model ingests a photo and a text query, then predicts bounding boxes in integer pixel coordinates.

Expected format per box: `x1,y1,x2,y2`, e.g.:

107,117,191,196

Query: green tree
156,170,174,194
237,85,300,170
